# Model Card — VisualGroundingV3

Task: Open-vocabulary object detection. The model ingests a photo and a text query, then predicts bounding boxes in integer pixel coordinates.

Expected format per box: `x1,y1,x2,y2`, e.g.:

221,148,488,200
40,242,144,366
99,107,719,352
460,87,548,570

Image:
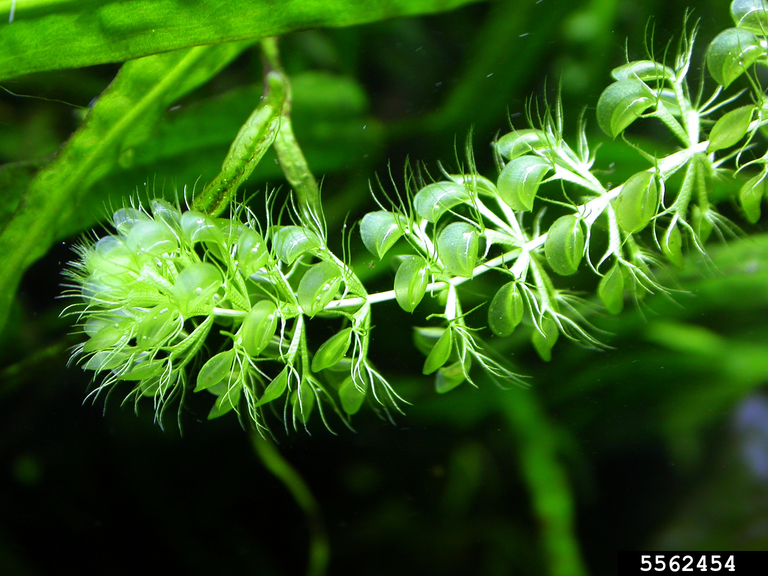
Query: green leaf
136,303,182,350
360,211,403,259
661,222,684,268
413,181,471,222
413,326,447,357
311,328,353,372
495,129,549,161
237,229,269,277
241,300,279,357
297,261,343,317
272,226,321,265
488,281,525,337
195,349,236,392
598,262,625,315
435,355,471,394
610,60,676,83
339,376,366,415
0,44,247,334
394,256,429,313
531,316,559,362
739,170,768,223
254,368,290,408
706,28,765,87
614,171,659,234
437,222,480,278
173,262,223,318
496,155,551,211
544,215,585,276
126,220,178,257
422,328,453,375
596,80,656,138
732,0,768,34
0,0,485,81
180,210,224,245
208,386,242,420
292,380,315,424
708,105,755,152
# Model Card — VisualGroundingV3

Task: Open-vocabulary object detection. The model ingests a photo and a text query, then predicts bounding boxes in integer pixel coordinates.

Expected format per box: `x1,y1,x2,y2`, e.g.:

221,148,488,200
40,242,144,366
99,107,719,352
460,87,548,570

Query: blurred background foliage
1,0,768,574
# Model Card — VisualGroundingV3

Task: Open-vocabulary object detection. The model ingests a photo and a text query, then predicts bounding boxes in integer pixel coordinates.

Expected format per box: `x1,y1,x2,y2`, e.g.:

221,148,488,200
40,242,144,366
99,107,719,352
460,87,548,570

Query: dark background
2,1,768,574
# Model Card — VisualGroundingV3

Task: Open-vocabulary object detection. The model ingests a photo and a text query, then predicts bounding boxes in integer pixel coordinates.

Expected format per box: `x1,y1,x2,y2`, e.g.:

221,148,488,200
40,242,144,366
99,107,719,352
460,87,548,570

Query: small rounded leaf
273,226,321,265
435,355,471,394
488,281,525,337
126,220,178,257
598,262,625,315
739,170,768,223
339,376,366,415
544,215,585,276
708,105,755,152
422,328,453,375
394,256,429,313
297,261,343,317
360,211,403,259
237,229,269,277
413,181,471,223
196,349,236,392
150,199,181,228
312,328,353,372
691,205,715,244
180,210,224,245
610,60,676,83
413,326,446,357
615,171,659,234
254,368,290,407
532,316,559,362
661,223,684,268
497,155,551,211
242,300,279,357
496,129,548,161
136,303,181,350
173,263,223,317
706,28,765,87
437,222,480,278
732,0,768,34
292,381,315,424
112,207,149,235
596,80,656,138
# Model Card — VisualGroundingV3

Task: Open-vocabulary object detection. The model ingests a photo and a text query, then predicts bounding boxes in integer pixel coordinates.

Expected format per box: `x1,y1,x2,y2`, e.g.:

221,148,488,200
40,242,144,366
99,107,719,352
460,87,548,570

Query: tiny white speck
487,73,493,78
519,33,529,38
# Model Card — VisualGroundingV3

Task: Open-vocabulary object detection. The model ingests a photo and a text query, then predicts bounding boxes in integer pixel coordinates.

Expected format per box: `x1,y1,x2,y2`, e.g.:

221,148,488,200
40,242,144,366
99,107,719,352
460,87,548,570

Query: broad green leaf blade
394,256,429,313
241,300,279,357
488,281,525,337
0,43,247,334
610,60,676,83
422,328,453,375
706,28,765,87
0,0,485,81
436,221,480,278
544,215,585,276
708,105,755,152
297,261,343,317
496,155,551,211
739,171,767,224
360,211,403,259
311,328,353,373
413,181,471,222
614,171,659,234
596,80,656,138
732,0,768,33
272,226,321,265
598,262,625,315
